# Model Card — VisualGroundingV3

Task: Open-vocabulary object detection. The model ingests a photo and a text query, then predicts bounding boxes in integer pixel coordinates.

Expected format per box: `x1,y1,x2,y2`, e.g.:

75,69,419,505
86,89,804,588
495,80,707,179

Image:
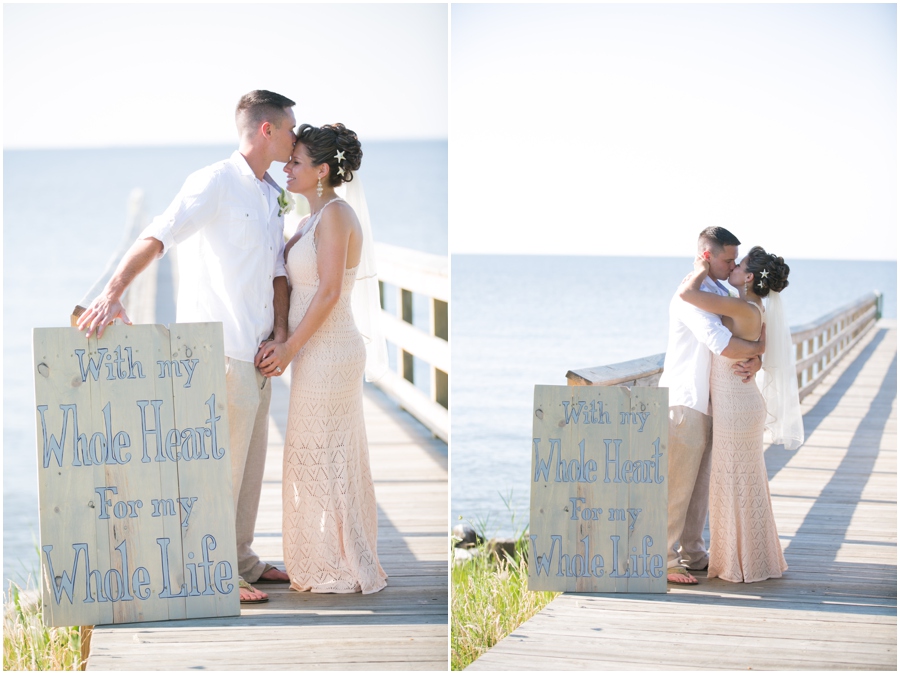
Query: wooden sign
529,385,668,593
33,323,239,626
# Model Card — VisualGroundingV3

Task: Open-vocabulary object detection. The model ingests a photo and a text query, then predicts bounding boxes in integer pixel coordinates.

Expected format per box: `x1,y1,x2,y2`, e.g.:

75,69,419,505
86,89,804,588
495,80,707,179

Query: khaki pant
666,405,713,570
225,358,272,582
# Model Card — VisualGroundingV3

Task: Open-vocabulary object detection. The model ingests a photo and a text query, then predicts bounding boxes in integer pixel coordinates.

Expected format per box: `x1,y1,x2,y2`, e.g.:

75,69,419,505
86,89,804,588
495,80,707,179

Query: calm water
450,254,897,537
3,140,447,588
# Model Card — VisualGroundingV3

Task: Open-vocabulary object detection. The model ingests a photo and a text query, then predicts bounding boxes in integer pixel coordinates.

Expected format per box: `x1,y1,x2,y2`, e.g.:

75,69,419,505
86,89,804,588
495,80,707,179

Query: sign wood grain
34,323,239,626
529,385,668,593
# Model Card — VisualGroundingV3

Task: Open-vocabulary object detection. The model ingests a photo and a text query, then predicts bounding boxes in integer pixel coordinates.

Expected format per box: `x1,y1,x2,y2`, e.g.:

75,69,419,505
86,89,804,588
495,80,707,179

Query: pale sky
4,3,448,148
450,4,897,261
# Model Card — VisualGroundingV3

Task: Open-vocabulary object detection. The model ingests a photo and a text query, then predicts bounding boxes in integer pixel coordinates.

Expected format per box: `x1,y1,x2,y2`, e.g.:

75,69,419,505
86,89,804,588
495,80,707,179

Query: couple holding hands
77,90,388,603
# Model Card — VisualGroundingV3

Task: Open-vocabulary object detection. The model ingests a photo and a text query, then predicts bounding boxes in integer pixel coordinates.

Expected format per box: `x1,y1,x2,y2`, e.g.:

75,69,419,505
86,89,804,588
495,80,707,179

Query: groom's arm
272,276,289,343
722,323,766,382
78,170,220,338
253,277,289,372
255,220,290,371
680,299,766,383
720,335,763,359
77,237,164,337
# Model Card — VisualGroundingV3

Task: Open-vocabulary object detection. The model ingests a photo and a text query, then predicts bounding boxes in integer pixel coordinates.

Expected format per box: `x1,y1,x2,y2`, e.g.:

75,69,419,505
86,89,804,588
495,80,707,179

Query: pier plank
87,377,448,670
468,319,897,671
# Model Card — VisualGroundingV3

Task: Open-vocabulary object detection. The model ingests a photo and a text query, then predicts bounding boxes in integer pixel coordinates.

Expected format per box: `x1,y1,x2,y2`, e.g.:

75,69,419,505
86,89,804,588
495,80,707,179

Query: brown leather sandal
239,579,269,603
666,566,698,585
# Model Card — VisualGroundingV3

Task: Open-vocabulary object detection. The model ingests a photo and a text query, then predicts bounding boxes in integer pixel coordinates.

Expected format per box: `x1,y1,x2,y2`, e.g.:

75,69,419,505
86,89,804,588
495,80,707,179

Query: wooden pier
468,318,896,671
86,375,448,670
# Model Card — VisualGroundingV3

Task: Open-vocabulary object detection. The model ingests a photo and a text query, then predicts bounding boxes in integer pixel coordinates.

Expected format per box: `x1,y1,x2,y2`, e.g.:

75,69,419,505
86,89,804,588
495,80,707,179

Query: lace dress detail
707,302,788,582
282,200,388,594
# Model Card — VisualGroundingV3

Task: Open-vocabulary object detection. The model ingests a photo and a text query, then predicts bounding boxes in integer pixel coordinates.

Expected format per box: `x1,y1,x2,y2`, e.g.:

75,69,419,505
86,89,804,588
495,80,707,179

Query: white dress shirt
658,277,733,415
140,151,287,362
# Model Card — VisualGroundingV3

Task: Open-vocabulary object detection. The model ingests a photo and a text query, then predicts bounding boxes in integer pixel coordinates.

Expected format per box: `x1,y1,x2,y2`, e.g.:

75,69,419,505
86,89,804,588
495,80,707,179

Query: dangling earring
743,279,749,294
316,178,323,198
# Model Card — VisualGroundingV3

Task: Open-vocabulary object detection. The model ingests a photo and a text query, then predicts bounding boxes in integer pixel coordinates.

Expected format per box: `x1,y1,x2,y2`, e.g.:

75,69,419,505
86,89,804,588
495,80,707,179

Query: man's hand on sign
77,295,131,339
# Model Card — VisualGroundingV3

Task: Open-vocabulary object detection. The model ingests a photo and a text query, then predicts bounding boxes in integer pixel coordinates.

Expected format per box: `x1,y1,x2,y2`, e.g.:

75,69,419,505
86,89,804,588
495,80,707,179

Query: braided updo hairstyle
295,123,362,186
744,245,790,297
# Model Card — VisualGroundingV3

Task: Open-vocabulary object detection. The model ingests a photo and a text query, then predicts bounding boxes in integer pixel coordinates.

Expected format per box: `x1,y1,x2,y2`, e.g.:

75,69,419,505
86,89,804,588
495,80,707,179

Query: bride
258,123,388,594
678,245,803,582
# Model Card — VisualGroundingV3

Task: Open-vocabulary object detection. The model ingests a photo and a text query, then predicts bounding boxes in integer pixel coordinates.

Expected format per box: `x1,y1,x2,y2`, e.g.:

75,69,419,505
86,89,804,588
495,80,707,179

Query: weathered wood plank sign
34,323,239,627
529,385,668,593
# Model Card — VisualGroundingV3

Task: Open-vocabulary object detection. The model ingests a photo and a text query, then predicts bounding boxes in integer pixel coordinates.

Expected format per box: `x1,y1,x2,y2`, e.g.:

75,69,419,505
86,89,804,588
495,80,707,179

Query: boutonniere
277,189,293,217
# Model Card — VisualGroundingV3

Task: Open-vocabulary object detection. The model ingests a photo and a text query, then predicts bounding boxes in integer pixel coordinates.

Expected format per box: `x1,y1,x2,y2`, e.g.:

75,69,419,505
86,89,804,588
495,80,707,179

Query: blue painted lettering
74,348,107,383
529,534,562,576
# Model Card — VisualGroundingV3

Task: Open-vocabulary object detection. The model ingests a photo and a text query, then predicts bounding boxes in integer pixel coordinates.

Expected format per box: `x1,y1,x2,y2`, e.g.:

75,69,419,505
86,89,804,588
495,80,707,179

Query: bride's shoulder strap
321,197,345,213
294,213,315,238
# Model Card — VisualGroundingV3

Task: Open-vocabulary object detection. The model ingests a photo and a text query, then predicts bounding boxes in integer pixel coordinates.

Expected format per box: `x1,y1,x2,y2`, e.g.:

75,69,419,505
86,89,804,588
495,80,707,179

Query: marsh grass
3,580,83,671
451,499,559,671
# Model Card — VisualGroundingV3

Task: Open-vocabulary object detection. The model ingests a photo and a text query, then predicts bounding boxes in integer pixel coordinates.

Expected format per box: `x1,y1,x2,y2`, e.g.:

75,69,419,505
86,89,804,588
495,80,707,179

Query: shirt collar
230,150,280,193
261,172,281,193
704,277,730,295
230,150,257,178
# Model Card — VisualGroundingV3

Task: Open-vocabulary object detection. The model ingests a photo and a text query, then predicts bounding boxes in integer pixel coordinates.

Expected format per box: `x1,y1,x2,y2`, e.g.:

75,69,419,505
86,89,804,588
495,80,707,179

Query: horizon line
4,137,449,152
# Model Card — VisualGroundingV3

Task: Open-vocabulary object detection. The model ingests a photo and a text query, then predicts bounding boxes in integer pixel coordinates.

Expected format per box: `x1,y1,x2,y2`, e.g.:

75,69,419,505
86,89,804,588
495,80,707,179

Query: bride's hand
258,341,294,377
693,255,710,276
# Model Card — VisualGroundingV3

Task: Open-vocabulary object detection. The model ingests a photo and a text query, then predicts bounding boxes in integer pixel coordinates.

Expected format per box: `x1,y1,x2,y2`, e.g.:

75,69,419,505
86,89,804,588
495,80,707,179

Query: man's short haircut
698,226,741,253
235,90,296,135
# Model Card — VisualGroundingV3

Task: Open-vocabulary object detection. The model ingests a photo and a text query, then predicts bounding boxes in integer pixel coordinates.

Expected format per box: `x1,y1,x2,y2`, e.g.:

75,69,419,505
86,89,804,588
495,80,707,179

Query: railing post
433,299,448,409
401,288,415,384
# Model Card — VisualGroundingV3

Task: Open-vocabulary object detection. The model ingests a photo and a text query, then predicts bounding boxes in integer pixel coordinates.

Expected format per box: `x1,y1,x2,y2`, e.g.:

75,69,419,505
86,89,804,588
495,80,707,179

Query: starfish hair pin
334,150,346,162
760,269,770,278
758,281,765,289
337,166,346,177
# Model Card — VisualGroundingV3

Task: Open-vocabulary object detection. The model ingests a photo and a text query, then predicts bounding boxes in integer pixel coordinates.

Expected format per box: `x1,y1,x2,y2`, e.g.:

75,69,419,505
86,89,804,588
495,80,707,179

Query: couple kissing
661,226,804,586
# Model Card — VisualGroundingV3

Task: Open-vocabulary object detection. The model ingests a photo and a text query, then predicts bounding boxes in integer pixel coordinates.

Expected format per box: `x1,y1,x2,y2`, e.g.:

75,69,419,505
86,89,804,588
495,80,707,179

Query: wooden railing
374,243,449,441
790,292,882,400
72,188,158,325
567,291,883,402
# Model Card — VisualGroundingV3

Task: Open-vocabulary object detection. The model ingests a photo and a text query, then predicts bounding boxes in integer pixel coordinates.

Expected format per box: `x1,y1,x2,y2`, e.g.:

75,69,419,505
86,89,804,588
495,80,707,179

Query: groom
77,90,296,603
659,226,765,585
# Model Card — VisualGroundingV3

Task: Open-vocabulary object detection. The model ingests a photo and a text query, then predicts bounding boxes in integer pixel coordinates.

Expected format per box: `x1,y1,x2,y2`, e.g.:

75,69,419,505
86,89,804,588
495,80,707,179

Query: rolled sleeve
138,169,222,257
273,235,287,278
682,303,733,356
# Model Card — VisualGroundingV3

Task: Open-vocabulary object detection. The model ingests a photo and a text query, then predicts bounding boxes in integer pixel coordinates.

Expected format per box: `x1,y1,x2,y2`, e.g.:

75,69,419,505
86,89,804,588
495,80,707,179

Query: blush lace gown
707,305,788,583
282,199,388,594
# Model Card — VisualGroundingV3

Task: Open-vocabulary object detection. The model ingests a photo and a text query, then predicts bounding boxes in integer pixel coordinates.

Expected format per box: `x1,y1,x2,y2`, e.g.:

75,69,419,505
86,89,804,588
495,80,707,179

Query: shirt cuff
707,325,732,356
139,217,175,257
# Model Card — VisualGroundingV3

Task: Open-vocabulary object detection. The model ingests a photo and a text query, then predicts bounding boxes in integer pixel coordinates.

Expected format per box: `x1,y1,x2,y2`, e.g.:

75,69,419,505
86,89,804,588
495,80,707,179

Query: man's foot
667,566,698,585
239,579,269,603
255,563,290,583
